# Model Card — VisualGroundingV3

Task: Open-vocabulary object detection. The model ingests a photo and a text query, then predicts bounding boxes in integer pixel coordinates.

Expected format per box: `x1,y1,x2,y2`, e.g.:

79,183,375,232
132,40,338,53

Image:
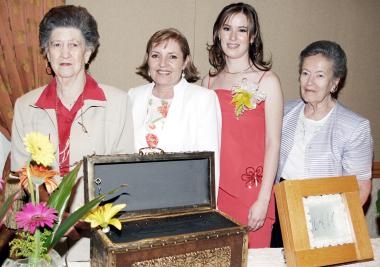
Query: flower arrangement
2,132,125,265
231,78,266,119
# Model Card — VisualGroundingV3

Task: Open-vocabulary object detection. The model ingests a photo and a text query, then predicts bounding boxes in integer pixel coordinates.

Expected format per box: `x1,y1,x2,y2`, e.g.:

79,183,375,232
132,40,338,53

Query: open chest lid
83,151,216,218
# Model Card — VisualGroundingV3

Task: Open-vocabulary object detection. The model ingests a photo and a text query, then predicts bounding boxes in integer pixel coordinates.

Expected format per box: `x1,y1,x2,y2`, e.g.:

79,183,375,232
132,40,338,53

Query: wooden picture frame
274,176,373,267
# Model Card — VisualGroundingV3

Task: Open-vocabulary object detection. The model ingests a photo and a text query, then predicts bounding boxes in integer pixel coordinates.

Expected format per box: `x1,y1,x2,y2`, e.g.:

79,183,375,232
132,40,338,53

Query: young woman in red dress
202,2,283,248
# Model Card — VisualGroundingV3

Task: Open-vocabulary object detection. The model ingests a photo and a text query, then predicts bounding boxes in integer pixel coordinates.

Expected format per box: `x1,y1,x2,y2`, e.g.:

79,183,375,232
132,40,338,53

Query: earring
182,71,185,79
331,86,337,93
45,63,52,75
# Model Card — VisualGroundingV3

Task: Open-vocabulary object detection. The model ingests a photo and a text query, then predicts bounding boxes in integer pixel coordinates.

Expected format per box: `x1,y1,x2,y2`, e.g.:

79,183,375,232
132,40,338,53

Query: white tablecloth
248,238,380,267
66,238,380,267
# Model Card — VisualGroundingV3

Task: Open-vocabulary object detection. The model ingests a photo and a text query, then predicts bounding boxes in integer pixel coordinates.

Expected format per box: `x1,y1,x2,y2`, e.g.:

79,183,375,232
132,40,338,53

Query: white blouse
144,95,172,148
281,107,334,180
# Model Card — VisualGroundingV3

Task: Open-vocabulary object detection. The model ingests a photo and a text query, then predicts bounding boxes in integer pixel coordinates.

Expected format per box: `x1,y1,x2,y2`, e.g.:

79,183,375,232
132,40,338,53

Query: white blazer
128,78,222,194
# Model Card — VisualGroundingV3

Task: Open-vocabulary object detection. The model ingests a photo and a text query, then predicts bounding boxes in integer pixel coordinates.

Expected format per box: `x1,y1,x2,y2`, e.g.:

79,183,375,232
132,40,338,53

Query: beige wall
67,0,380,160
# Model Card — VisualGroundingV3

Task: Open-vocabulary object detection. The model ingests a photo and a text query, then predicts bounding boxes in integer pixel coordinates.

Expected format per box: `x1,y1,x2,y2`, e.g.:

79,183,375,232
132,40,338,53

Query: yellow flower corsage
231,78,266,119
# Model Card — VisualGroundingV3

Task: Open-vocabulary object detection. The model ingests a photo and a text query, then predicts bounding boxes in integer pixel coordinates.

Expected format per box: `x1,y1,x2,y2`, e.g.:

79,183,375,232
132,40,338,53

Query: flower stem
35,184,40,204
31,229,41,267
26,162,35,204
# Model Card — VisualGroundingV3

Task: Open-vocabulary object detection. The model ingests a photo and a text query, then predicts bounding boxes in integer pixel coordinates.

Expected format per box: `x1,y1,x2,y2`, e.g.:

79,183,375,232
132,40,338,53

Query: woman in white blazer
128,28,221,192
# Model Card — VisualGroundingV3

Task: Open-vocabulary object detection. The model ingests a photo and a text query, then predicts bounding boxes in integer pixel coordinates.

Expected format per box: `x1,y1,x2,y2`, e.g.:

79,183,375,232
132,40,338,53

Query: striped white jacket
276,100,373,182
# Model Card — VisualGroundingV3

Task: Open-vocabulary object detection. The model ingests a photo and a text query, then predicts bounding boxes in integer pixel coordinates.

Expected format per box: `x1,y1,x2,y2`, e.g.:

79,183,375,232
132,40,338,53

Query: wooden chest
84,152,248,267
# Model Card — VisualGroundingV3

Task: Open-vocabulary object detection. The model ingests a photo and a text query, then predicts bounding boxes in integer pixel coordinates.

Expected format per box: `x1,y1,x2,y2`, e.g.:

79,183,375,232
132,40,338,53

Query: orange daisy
18,164,59,194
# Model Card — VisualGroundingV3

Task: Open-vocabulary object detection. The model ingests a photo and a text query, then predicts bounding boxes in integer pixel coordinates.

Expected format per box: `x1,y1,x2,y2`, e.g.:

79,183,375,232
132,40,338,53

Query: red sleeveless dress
215,81,275,248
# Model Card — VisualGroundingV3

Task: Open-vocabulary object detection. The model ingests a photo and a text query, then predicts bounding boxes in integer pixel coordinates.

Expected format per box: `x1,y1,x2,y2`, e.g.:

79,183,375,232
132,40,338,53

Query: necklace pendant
224,65,254,75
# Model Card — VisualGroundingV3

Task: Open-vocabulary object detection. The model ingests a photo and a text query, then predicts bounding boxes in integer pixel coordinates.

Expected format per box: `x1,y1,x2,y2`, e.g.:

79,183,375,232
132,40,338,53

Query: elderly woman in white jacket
10,5,133,263
128,28,221,192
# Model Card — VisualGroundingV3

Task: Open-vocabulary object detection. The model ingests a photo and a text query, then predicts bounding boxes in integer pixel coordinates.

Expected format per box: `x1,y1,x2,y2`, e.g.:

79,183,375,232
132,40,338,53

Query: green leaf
48,163,81,221
0,191,19,224
48,195,104,249
10,230,51,259
235,104,244,118
45,163,81,248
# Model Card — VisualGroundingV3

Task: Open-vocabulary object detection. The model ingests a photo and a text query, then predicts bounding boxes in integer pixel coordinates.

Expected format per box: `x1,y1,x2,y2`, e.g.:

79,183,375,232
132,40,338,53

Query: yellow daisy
23,132,55,166
84,203,126,232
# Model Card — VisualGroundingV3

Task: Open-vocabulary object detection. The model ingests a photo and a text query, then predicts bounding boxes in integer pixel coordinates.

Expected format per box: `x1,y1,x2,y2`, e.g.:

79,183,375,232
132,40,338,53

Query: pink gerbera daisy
15,202,57,234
